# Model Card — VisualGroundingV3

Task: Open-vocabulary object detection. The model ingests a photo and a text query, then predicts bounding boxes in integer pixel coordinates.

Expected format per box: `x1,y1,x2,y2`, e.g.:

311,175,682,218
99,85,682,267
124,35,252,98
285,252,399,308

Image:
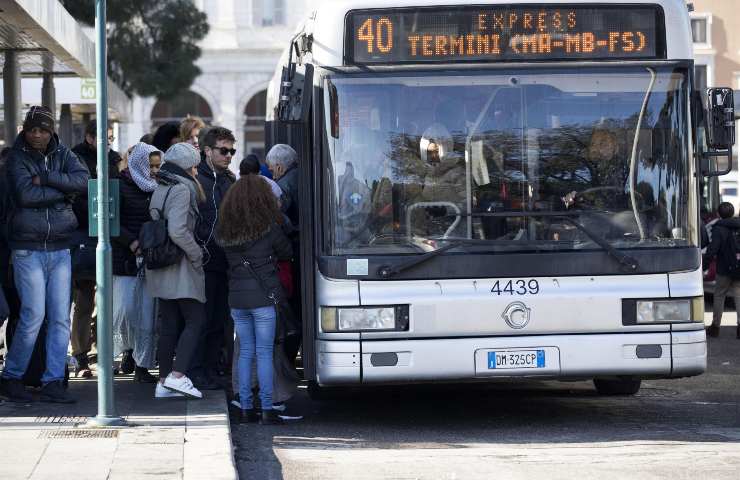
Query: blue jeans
232,306,276,410
3,249,72,384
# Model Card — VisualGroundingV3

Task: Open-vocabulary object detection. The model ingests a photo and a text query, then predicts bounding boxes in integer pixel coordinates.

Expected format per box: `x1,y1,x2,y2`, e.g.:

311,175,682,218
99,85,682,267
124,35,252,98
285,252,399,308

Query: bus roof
303,0,692,66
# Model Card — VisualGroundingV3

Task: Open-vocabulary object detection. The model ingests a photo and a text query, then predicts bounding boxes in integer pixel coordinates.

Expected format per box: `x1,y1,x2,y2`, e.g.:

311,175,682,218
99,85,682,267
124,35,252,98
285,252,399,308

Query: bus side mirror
277,64,314,124
706,88,735,149
704,87,735,177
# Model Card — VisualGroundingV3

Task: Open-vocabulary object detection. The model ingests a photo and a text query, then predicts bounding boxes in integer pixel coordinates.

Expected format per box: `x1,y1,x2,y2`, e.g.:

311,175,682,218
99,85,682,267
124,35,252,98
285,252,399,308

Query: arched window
151,91,213,130
243,90,267,159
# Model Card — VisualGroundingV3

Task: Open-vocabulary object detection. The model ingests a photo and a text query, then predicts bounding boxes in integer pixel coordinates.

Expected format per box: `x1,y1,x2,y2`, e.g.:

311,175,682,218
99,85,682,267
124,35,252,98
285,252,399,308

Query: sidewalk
0,375,238,480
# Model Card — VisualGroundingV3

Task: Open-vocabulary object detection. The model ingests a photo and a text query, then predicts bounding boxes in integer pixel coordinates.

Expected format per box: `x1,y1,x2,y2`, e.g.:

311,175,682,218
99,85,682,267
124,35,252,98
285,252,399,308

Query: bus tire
593,378,642,396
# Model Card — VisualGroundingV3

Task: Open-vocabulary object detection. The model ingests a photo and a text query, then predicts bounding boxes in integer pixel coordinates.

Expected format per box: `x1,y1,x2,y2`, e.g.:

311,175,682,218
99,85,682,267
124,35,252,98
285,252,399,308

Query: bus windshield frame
319,62,698,261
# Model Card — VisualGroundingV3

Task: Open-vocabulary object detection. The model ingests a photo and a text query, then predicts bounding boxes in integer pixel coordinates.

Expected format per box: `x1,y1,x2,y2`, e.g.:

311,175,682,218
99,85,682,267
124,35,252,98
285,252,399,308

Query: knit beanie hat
163,142,200,170
23,106,55,134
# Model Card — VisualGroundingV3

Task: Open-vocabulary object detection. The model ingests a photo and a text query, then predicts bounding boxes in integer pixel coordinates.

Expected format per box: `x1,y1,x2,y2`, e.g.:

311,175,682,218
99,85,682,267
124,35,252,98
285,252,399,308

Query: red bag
278,260,294,298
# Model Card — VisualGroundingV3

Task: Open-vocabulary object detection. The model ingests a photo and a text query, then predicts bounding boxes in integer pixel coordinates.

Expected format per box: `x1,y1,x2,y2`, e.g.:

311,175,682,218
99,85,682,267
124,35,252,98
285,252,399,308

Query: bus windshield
322,66,695,255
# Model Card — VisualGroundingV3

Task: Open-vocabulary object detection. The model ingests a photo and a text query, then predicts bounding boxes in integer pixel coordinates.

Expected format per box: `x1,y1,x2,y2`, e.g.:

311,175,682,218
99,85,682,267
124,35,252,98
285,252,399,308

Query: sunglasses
214,147,236,156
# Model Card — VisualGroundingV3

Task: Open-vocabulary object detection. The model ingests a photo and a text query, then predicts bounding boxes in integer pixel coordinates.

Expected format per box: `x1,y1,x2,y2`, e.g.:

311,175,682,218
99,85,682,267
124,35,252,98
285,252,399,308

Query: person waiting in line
265,144,302,362
111,143,163,384
217,174,293,424
151,122,181,153
1,106,89,403
704,201,740,339
188,126,237,390
0,147,19,349
145,142,207,399
266,144,300,227
69,120,122,378
180,115,206,151
240,154,283,201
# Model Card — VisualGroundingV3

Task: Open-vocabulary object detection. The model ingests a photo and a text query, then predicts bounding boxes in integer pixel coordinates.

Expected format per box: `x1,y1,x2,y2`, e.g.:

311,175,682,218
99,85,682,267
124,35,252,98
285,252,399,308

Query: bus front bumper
315,330,706,386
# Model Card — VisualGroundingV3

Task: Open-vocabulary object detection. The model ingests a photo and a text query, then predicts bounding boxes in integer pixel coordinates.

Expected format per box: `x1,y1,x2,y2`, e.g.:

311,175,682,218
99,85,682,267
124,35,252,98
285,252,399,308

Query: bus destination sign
347,6,663,64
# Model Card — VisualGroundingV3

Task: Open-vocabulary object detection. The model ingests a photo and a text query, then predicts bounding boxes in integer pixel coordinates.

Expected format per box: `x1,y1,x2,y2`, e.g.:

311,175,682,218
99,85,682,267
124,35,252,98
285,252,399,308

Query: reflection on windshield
323,67,695,255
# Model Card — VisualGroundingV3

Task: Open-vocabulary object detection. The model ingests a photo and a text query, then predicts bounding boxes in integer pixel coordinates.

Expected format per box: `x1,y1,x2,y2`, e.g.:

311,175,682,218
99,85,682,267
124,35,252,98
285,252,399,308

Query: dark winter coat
71,141,121,235
277,164,300,228
6,132,89,251
705,217,740,276
111,170,153,276
196,160,235,274
221,224,293,310
0,161,11,285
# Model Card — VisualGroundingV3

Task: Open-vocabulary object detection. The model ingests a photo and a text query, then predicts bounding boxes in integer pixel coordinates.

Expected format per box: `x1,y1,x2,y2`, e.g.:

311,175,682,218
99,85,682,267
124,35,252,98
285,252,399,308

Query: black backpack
139,186,184,270
723,226,740,279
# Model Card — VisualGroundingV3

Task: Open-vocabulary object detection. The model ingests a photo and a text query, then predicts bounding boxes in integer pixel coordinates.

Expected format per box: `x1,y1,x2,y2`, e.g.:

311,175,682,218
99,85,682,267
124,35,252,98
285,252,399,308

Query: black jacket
705,217,740,276
111,170,153,276
71,141,121,235
6,132,89,251
277,165,300,228
0,162,11,285
221,225,293,310
196,160,235,273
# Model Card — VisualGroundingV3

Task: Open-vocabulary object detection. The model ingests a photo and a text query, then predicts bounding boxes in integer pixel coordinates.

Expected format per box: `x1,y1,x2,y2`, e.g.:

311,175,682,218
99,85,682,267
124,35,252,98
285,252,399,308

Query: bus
266,0,736,396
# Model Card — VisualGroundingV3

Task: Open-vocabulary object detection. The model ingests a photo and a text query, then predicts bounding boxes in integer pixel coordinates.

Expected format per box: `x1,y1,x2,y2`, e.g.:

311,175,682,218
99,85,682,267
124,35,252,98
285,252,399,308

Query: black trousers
158,298,205,378
189,271,230,378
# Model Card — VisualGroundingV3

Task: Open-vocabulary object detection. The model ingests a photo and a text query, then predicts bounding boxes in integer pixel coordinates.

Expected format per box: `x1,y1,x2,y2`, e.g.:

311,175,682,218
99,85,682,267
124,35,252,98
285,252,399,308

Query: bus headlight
635,298,702,323
321,306,410,332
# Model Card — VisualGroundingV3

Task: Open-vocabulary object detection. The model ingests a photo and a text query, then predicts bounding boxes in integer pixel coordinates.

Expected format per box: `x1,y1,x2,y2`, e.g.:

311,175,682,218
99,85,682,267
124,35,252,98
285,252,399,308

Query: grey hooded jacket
144,170,206,303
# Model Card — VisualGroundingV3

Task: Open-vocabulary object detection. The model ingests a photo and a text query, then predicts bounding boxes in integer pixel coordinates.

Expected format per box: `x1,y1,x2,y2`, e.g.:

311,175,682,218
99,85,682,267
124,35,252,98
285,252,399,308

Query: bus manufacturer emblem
502,301,531,329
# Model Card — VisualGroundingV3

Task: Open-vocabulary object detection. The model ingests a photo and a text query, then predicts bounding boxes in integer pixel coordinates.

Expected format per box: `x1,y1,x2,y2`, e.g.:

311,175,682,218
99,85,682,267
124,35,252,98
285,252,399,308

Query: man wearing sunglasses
191,126,237,390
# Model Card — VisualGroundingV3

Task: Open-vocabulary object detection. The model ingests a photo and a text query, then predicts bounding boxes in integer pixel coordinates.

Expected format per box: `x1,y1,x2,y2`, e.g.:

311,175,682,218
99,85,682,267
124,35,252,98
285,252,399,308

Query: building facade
121,0,316,163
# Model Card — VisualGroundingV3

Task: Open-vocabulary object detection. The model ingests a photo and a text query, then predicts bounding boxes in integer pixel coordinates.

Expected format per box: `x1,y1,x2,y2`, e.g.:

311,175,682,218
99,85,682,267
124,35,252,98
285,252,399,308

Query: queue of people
0,106,302,423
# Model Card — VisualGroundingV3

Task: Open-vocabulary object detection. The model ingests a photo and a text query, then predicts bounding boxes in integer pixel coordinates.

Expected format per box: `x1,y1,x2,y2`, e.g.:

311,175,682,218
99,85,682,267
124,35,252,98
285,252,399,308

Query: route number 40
491,279,540,295
358,18,394,54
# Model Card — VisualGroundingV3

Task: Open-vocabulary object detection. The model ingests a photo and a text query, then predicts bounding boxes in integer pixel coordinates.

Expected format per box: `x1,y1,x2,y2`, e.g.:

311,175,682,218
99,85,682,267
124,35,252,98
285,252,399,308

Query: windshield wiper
470,210,639,271
377,240,467,278
377,210,639,277
555,216,639,272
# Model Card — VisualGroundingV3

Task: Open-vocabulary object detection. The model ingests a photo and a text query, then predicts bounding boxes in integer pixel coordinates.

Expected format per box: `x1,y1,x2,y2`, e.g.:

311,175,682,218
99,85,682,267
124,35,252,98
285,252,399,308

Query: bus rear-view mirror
706,87,735,149
703,87,735,177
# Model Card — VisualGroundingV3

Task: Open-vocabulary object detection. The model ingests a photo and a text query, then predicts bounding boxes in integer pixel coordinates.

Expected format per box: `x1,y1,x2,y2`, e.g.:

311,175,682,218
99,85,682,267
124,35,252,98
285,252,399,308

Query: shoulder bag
139,186,184,270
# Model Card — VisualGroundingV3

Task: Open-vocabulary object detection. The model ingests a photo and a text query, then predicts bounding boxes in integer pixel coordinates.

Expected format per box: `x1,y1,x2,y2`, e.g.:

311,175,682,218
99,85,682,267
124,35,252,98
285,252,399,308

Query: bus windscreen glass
347,6,664,64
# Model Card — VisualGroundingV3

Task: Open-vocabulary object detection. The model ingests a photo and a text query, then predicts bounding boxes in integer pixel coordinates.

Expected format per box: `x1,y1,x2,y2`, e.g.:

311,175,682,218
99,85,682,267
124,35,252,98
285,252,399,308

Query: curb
184,390,239,480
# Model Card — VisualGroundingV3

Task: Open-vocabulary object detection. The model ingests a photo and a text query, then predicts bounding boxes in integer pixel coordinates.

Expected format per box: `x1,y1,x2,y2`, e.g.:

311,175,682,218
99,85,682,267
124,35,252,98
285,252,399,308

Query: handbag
241,257,299,342
139,186,184,270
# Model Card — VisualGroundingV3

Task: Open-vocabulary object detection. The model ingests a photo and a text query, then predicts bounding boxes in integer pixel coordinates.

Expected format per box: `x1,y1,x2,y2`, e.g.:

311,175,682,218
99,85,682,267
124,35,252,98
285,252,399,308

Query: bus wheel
593,378,642,396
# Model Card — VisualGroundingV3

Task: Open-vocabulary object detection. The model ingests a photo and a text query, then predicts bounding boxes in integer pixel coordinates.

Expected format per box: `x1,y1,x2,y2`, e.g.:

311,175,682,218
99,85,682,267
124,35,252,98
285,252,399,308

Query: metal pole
88,0,125,427
41,53,56,119
3,50,21,146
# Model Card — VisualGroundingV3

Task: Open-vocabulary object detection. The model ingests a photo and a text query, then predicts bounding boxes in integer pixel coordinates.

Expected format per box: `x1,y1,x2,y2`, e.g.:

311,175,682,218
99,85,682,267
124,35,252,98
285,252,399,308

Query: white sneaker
163,374,203,399
155,382,184,399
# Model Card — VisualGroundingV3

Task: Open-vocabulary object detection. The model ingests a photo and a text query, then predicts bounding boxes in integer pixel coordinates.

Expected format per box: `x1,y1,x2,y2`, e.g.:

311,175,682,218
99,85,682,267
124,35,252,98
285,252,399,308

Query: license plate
488,350,545,369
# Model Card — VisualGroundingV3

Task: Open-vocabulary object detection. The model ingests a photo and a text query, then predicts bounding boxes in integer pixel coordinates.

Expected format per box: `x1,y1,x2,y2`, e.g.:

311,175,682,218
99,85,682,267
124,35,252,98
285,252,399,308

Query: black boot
120,349,135,374
40,380,76,404
259,409,283,425
0,378,33,403
133,366,157,384
74,353,92,379
241,409,259,424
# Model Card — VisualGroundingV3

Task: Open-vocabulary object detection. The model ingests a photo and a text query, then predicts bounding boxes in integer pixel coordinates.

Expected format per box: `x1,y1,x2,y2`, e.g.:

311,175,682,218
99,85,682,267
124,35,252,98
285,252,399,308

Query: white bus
266,0,736,396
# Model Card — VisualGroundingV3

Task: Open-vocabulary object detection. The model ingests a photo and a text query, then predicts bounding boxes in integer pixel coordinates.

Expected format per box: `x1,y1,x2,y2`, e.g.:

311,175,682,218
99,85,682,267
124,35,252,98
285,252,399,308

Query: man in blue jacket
0,106,89,403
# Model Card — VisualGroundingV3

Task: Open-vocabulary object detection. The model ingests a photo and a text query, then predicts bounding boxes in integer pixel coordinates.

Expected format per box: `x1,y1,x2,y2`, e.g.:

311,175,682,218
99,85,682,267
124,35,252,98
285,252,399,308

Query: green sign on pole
87,178,120,238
